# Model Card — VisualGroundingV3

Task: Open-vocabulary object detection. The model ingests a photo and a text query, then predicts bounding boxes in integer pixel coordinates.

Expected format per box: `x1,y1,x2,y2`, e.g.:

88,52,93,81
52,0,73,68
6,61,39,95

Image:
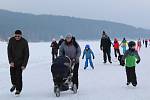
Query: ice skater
122,41,141,87
113,38,121,58
120,38,128,54
82,45,95,69
100,31,112,64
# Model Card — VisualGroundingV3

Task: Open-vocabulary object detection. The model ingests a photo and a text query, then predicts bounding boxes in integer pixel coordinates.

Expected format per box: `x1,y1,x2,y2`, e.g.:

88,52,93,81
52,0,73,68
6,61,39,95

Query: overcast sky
0,0,150,29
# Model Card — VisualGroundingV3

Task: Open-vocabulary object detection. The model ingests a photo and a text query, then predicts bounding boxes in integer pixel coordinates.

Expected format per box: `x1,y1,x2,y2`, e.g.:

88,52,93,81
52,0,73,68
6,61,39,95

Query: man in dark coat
100,31,112,63
7,30,29,95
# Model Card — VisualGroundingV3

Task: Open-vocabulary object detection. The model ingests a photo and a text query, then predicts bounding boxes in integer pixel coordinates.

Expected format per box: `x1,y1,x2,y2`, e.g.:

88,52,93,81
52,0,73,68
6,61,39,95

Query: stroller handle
65,56,76,68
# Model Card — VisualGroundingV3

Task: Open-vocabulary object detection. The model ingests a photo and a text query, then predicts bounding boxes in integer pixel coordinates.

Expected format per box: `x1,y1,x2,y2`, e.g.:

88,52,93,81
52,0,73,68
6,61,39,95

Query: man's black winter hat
15,30,22,35
102,31,106,35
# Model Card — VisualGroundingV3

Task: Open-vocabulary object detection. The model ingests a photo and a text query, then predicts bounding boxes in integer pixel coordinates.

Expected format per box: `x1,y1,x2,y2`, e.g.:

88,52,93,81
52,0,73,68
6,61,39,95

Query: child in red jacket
113,38,121,58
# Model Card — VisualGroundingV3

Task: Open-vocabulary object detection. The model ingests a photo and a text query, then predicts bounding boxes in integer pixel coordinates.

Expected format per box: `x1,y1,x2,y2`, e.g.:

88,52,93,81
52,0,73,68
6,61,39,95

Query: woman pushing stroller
51,33,81,97
59,33,81,89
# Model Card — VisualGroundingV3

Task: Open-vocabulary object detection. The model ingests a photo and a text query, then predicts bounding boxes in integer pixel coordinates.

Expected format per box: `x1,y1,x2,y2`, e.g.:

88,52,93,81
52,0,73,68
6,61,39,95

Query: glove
93,56,95,59
136,60,140,64
100,47,103,51
72,59,76,63
122,60,125,65
10,62,15,67
21,66,26,70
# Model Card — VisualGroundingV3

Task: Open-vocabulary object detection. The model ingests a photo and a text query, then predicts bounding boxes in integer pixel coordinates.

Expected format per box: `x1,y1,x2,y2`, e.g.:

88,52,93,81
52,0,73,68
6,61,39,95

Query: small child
82,45,95,69
113,38,121,58
122,41,141,87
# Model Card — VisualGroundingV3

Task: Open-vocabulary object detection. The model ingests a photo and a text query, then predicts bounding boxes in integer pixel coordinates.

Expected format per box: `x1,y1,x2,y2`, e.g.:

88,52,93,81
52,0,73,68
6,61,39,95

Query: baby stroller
51,56,77,97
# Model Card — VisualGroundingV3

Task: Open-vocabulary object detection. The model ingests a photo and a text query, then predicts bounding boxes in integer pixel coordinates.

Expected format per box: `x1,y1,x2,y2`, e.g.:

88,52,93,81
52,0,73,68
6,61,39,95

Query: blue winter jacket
82,49,94,59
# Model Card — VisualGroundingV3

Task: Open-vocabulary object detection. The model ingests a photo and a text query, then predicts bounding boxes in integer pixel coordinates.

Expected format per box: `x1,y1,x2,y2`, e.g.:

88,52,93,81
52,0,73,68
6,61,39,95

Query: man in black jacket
100,31,112,63
7,30,29,95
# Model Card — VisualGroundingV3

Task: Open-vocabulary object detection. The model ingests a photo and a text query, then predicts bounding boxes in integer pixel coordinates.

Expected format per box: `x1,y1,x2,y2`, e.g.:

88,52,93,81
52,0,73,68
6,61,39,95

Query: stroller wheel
72,84,77,94
54,87,57,93
55,87,60,97
54,85,59,93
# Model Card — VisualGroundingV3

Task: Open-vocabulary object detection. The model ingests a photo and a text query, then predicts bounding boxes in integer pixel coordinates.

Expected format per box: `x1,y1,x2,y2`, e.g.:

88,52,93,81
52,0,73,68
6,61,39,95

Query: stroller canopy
51,56,72,78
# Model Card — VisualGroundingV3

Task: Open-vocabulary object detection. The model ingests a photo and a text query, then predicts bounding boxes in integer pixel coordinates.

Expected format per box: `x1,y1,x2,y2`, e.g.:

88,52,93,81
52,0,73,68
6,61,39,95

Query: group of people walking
7,30,142,96
100,31,128,63
100,31,141,87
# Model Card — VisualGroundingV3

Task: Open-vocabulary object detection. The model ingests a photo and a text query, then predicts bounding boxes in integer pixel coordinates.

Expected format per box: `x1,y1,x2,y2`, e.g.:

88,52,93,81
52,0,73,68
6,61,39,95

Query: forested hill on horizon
0,9,150,42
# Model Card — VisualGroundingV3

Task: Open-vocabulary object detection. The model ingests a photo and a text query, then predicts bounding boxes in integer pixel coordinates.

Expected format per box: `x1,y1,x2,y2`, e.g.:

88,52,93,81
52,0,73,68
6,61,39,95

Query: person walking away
120,38,128,54
145,39,148,48
51,38,59,62
82,45,95,69
137,39,142,51
113,38,121,58
100,31,112,64
122,41,140,87
59,33,81,89
7,30,29,96
143,39,145,45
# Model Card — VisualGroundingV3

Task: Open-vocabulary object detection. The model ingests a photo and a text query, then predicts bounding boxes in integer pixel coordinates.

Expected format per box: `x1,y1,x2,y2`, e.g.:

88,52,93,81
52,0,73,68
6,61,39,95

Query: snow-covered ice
0,41,150,100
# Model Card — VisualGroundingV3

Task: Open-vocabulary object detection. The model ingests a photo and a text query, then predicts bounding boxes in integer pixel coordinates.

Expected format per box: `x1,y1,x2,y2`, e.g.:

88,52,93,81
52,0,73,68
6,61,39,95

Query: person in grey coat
59,33,81,89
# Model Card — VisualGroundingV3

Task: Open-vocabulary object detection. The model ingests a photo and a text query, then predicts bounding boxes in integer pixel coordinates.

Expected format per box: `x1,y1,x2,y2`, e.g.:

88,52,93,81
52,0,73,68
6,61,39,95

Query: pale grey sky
0,0,150,29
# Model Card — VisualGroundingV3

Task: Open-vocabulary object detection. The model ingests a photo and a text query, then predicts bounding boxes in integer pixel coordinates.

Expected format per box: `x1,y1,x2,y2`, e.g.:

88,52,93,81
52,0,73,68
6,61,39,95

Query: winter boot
109,61,112,64
126,82,131,86
91,66,94,69
103,61,107,64
132,83,137,87
15,90,21,96
84,67,87,70
10,85,16,92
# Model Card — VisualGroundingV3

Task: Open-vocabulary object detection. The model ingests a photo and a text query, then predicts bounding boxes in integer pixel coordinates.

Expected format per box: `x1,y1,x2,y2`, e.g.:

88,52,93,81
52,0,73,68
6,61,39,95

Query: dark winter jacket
7,37,29,67
72,37,79,48
51,41,59,54
58,39,64,47
114,38,120,49
100,35,112,50
59,39,81,63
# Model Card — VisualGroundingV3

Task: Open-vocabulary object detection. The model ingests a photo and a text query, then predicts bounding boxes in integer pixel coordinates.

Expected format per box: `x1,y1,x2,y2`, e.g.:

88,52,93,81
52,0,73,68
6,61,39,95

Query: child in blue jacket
82,45,95,69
